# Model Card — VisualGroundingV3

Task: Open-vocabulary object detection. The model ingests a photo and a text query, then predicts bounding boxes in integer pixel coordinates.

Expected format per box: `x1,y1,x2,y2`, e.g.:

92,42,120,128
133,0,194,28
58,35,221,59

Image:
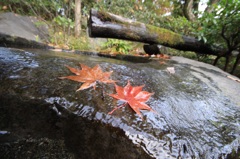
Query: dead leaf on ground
59,63,116,91
108,80,155,119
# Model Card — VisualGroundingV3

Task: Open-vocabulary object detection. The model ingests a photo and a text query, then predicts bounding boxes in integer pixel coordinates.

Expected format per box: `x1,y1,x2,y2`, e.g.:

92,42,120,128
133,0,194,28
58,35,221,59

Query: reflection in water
0,47,240,159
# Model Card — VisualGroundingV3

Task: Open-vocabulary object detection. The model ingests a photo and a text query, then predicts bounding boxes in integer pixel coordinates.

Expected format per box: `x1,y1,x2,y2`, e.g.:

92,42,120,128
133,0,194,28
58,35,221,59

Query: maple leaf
59,64,116,91
108,80,155,119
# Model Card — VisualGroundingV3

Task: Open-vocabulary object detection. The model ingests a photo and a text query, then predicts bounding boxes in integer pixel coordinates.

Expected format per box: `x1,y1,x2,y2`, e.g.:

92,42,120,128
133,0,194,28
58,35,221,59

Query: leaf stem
108,102,128,115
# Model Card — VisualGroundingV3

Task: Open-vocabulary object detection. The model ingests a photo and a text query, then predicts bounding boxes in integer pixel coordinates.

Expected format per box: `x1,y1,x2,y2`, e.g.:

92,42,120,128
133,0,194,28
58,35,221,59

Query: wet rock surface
0,47,239,159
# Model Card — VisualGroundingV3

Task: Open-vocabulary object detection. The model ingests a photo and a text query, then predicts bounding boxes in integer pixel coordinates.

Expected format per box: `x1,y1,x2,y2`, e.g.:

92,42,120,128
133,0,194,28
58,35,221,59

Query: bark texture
74,0,81,37
88,9,222,56
183,0,196,21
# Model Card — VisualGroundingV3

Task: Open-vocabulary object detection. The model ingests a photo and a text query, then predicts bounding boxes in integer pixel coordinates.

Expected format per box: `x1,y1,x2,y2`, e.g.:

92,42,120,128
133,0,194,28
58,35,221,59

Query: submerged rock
0,47,239,159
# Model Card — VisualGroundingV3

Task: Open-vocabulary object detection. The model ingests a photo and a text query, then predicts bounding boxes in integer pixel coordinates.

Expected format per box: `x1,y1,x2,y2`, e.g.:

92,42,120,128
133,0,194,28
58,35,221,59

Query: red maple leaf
59,64,116,91
108,81,155,119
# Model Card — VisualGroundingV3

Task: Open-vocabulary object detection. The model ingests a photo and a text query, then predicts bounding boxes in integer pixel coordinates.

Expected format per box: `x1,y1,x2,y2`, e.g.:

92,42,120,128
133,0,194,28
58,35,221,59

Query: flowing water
0,47,239,159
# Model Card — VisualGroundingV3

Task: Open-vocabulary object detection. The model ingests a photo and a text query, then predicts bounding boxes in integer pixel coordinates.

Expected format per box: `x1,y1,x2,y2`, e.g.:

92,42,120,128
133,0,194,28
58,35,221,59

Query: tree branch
88,9,223,55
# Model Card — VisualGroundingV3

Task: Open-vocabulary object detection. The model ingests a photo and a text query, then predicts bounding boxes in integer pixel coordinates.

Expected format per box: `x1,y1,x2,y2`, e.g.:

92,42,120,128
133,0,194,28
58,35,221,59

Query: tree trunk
183,0,196,21
74,0,81,37
213,55,221,66
231,51,240,74
224,54,230,71
88,9,222,56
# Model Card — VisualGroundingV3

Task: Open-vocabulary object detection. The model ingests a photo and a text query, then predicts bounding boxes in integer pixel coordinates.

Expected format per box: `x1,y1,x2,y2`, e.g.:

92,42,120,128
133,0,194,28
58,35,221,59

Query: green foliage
49,30,66,47
197,0,240,49
157,16,196,36
50,16,74,48
0,0,57,19
102,39,132,54
53,15,74,29
171,0,184,17
68,33,91,50
49,29,91,50
92,0,195,37
92,0,173,25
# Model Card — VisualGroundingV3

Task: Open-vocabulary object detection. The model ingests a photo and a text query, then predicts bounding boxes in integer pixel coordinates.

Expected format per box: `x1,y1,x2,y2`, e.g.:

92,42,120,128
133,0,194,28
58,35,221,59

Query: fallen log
88,9,222,55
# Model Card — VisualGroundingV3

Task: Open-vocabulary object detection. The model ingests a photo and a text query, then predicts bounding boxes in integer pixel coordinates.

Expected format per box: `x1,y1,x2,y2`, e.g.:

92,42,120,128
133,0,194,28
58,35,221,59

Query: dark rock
143,44,169,56
143,44,161,55
0,47,239,159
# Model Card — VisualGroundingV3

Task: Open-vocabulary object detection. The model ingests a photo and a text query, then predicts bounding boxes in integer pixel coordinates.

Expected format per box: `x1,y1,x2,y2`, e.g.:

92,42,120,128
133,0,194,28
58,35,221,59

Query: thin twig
227,76,240,83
